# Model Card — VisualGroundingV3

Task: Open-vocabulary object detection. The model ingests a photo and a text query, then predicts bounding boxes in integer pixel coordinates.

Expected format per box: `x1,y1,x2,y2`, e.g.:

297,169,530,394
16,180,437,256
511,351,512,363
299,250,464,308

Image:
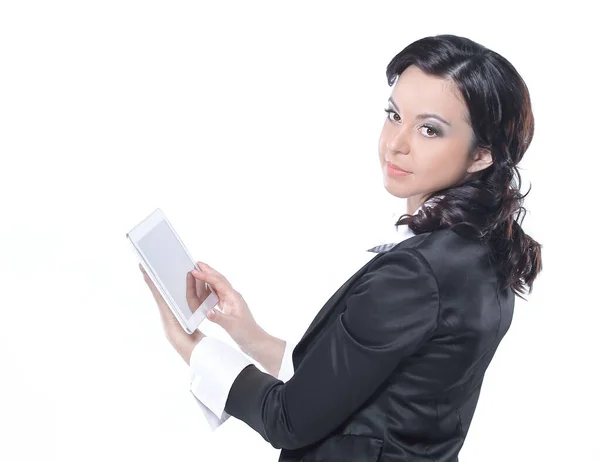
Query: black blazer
225,228,515,461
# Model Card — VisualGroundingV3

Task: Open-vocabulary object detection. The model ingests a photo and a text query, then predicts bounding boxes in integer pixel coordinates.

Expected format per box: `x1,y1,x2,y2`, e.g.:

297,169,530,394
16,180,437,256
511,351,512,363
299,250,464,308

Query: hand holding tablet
126,208,219,335
189,262,263,353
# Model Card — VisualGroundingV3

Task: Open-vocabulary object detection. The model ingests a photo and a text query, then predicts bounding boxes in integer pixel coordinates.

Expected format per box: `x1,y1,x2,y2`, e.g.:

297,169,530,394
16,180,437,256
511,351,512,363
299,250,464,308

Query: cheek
378,141,385,162
378,123,396,162
377,127,387,156
418,143,467,183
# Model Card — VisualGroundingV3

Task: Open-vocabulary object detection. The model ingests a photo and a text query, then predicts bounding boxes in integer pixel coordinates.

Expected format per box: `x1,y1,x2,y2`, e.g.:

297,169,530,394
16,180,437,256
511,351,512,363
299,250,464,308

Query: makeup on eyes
383,107,443,137
387,97,452,126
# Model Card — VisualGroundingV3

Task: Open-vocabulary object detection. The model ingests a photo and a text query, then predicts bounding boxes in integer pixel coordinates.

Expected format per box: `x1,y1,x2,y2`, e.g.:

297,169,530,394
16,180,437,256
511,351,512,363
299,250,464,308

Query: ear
467,147,493,174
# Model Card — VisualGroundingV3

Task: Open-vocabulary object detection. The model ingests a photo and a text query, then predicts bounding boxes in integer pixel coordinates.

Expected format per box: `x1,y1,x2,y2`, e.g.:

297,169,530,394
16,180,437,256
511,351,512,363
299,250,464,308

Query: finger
138,264,180,328
139,265,163,299
140,264,173,302
196,278,211,299
191,270,228,295
186,271,200,304
196,262,233,289
151,287,178,325
191,265,232,294
196,262,228,281
145,277,164,306
142,270,168,308
206,306,227,327
193,274,209,298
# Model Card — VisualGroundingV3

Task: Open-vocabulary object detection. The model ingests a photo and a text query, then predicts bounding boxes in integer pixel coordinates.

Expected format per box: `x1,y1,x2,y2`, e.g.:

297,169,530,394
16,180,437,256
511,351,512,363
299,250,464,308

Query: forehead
391,65,470,125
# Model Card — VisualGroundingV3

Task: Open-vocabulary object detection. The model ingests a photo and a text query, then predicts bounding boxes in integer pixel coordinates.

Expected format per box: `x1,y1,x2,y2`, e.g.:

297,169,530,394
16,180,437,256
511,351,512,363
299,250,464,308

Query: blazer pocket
301,434,384,462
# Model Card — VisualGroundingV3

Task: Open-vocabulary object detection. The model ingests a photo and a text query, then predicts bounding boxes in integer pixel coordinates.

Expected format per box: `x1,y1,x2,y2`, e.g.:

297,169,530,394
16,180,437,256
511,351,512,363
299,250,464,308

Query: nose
386,126,410,155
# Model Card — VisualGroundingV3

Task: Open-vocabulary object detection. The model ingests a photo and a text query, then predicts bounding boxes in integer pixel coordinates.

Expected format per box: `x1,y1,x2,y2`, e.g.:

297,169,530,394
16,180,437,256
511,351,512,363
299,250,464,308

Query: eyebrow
388,97,452,127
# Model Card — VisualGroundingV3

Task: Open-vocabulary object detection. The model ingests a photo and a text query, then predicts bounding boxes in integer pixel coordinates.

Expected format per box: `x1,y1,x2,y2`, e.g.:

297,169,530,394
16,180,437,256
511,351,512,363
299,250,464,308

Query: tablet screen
137,220,210,320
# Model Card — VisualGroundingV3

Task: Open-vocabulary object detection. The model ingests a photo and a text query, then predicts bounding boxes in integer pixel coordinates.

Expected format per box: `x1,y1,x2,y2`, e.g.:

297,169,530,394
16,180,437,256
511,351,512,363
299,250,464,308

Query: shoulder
383,228,493,283
346,239,441,343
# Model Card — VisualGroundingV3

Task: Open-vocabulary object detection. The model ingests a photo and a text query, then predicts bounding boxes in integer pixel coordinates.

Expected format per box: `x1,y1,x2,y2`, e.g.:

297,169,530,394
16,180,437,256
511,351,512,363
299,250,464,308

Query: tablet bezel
126,208,218,335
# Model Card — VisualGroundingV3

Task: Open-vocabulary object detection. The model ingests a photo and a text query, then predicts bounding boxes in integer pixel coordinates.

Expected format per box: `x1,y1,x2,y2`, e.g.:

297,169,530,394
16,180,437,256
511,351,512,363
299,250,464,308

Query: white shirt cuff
189,337,252,423
277,340,296,382
190,392,231,431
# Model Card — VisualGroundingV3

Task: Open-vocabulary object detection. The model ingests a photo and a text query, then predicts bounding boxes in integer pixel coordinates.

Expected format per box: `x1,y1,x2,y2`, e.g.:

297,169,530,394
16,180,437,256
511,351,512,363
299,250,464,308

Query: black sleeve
224,248,440,450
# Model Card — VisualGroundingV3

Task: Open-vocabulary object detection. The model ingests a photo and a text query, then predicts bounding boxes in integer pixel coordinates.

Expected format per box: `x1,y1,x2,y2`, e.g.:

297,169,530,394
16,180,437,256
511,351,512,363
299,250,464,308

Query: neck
406,196,425,216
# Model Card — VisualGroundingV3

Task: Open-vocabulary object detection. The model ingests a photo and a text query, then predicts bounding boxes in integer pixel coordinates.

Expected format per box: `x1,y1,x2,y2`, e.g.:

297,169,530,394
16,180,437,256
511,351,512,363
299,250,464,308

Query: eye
383,108,441,138
419,125,440,138
384,108,401,123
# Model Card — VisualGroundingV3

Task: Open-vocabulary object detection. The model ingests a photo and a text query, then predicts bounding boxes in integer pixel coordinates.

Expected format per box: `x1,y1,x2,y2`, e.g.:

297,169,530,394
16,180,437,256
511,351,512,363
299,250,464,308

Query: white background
1,1,597,461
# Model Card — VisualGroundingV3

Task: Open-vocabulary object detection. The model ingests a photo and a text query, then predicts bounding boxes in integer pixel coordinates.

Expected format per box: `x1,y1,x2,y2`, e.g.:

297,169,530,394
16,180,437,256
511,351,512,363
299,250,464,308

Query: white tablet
126,208,219,334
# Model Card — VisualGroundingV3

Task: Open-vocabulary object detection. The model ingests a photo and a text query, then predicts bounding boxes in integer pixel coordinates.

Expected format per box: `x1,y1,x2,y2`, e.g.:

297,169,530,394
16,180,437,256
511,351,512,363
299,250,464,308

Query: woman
141,34,542,461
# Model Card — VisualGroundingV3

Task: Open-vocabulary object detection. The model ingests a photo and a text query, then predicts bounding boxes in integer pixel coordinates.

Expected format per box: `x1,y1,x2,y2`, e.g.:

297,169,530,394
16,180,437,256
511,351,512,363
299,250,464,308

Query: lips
386,162,411,174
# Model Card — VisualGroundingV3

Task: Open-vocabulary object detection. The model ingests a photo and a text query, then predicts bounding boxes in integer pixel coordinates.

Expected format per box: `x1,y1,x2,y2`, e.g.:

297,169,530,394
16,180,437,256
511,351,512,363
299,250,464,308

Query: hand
191,261,263,354
185,266,213,314
139,263,205,365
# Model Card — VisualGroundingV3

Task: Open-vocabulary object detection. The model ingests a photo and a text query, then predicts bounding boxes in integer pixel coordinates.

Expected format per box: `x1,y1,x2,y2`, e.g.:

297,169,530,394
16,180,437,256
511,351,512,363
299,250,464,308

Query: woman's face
378,65,491,213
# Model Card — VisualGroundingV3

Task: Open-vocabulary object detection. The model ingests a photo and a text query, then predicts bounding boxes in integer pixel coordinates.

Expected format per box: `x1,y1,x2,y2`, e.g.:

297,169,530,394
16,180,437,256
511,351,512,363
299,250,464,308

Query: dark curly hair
387,34,542,300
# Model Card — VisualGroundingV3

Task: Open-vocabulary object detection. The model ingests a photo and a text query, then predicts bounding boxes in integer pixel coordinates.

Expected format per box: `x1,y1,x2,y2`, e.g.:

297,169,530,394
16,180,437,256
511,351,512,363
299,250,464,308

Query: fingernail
208,310,215,318
191,270,200,276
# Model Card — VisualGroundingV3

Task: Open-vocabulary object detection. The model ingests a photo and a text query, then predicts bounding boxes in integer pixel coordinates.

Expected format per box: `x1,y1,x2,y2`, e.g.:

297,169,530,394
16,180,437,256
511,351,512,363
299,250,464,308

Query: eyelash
383,108,442,138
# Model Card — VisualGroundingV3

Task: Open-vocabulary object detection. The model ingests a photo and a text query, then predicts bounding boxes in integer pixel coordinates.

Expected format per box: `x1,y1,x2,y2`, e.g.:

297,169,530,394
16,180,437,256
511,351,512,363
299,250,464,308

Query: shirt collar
365,195,444,253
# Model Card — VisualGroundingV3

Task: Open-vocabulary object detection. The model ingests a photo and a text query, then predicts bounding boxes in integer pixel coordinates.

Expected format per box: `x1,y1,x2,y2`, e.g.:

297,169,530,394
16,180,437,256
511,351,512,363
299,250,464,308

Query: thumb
206,306,226,327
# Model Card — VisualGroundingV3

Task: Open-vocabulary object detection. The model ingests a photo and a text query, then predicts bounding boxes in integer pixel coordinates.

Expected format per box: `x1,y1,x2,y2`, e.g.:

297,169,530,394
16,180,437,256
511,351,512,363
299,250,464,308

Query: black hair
388,34,542,300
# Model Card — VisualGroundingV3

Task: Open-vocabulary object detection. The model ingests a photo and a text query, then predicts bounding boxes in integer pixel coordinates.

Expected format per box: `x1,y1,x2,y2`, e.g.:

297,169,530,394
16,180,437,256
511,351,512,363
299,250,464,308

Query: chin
383,183,410,199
